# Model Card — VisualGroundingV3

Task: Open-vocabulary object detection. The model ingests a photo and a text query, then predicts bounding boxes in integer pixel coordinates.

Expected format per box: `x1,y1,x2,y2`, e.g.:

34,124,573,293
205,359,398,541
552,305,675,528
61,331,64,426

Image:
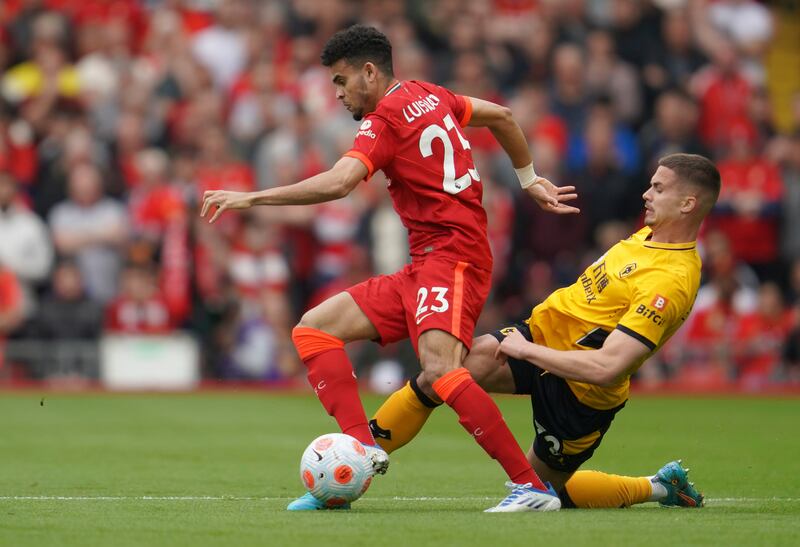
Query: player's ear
363,61,378,83
681,194,697,215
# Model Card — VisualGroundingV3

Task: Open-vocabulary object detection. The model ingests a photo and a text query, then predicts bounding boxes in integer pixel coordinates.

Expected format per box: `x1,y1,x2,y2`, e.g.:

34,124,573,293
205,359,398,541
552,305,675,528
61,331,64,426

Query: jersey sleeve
343,115,395,180
615,272,690,351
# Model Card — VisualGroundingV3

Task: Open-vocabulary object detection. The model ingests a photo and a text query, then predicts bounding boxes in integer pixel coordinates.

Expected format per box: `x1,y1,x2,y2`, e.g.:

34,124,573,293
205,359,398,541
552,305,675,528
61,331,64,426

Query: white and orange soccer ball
299,433,374,507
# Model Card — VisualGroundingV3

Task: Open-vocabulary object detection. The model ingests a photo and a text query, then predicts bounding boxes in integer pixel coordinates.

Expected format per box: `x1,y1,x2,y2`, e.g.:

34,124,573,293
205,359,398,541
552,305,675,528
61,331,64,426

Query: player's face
642,166,690,229
329,59,375,121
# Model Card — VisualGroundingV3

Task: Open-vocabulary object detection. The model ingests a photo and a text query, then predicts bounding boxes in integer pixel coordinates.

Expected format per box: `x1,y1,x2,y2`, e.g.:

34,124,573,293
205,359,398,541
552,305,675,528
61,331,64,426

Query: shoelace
499,483,535,506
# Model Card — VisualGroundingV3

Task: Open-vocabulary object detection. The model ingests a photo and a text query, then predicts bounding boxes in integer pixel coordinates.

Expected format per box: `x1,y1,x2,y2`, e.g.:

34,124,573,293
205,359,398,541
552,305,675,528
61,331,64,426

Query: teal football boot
286,492,351,511
655,460,704,508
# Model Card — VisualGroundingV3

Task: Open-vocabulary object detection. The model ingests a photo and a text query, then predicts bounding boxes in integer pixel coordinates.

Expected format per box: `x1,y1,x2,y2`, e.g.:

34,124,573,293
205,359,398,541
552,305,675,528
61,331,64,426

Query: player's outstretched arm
200,156,368,223
467,96,579,215
495,328,650,386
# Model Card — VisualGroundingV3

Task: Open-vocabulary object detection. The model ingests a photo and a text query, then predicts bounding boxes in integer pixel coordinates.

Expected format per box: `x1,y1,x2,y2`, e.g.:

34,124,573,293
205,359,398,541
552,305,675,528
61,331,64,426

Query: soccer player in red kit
201,25,579,512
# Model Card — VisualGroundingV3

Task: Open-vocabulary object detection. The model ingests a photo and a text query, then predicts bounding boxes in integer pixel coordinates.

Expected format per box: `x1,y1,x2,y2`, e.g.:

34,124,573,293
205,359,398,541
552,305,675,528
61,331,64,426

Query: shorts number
415,286,450,320
534,420,561,456
419,114,480,195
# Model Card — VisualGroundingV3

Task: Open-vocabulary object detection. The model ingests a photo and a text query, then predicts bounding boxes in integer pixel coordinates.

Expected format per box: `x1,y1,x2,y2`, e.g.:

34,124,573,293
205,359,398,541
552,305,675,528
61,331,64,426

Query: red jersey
344,80,492,269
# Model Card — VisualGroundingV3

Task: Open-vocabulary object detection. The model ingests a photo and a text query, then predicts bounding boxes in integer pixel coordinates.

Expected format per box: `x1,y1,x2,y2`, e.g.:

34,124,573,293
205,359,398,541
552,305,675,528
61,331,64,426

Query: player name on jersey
402,94,442,123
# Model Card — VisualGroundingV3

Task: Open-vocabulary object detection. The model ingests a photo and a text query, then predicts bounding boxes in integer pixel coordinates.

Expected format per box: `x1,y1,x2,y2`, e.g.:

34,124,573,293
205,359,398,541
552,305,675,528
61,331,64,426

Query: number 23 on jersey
419,114,480,195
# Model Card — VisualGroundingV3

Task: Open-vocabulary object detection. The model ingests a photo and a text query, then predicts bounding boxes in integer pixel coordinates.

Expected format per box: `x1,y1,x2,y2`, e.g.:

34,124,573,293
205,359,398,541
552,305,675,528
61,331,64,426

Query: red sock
433,368,546,489
292,327,374,445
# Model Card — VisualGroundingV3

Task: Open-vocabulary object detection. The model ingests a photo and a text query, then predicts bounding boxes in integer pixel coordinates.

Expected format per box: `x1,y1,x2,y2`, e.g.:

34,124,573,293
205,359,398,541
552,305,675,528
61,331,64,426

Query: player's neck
648,222,699,244
381,77,400,96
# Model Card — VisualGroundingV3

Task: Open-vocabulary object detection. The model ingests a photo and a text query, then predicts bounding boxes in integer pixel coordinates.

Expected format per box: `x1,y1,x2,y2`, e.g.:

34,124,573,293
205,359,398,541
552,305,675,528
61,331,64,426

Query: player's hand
525,177,580,215
200,190,253,223
494,328,531,360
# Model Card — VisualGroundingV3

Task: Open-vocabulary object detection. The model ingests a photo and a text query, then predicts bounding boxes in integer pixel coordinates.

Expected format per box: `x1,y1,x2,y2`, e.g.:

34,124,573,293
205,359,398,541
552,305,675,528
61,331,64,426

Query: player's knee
295,308,321,331
419,363,451,386
463,335,499,384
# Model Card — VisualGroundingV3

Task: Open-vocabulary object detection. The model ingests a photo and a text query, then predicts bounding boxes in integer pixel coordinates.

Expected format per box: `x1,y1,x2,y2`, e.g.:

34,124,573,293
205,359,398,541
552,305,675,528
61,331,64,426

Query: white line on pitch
1,496,799,503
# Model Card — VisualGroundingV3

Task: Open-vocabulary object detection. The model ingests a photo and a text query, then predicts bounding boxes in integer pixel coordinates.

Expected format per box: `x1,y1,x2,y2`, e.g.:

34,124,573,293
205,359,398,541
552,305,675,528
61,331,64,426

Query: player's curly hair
321,24,394,76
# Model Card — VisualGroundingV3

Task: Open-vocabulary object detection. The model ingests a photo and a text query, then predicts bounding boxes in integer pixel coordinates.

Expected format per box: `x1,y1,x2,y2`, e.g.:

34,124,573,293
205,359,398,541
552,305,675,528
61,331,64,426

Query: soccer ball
299,433,374,507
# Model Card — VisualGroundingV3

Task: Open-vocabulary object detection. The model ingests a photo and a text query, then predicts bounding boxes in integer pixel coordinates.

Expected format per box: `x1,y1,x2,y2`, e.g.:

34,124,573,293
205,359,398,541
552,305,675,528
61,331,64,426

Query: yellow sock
564,471,653,508
370,382,435,453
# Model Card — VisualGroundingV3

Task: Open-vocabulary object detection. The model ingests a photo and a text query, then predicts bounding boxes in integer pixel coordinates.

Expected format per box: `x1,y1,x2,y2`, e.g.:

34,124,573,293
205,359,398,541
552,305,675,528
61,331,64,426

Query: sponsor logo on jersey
651,294,669,311
635,304,665,326
619,263,637,278
356,119,376,138
360,120,372,130
402,93,441,123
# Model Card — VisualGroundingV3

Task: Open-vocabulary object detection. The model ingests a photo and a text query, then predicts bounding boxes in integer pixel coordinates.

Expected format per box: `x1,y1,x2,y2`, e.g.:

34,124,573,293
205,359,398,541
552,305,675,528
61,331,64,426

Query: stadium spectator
708,121,783,281
105,262,173,335
733,282,793,390
568,103,640,235
0,262,24,372
674,268,740,386
779,132,800,264
643,6,706,96
0,115,37,185
218,288,300,381
608,0,662,71
127,148,185,242
784,303,800,383
49,162,128,302
694,230,759,314
584,29,642,125
227,214,290,301
190,0,250,92
36,258,103,341
705,0,773,84
32,258,102,377
639,89,709,176
549,43,588,138
692,39,754,154
0,171,53,319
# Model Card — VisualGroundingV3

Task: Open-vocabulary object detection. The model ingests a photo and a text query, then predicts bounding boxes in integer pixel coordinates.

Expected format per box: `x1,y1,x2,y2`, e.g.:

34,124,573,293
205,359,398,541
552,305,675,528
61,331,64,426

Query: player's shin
292,326,374,445
433,368,547,490
369,376,440,453
562,471,653,508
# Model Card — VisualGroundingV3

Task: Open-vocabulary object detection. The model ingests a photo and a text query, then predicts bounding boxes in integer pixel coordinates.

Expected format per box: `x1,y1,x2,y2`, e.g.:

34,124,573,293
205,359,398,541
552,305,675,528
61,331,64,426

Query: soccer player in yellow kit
369,153,719,510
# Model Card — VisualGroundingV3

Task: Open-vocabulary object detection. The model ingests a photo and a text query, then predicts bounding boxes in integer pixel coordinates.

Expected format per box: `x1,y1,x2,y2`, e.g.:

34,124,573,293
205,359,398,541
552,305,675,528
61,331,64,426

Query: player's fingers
557,185,576,194
494,344,503,360
554,204,581,214
200,194,216,217
209,203,227,223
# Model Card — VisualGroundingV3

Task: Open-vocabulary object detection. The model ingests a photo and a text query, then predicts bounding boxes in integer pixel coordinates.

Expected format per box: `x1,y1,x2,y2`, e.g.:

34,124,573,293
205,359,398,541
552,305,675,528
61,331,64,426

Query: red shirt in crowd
105,296,173,335
696,70,752,150
711,158,783,264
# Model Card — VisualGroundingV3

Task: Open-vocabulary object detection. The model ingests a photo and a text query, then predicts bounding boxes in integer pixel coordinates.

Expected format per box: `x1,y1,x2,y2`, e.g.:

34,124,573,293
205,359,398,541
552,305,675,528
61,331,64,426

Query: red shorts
346,257,491,354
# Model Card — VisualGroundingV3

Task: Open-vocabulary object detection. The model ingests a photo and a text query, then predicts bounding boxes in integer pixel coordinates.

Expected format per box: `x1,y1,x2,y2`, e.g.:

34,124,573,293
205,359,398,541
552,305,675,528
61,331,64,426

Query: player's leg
560,461,704,509
525,449,702,508
292,291,380,446
288,290,393,511
417,329,551,493
370,333,514,453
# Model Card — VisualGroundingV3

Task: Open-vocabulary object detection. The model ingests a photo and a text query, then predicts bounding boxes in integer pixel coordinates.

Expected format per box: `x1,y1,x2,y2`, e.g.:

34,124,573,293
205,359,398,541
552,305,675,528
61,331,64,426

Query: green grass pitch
1,392,799,546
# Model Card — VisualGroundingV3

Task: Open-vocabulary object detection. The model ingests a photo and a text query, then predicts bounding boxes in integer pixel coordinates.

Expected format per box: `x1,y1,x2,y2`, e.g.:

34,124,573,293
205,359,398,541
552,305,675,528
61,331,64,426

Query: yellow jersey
528,227,701,410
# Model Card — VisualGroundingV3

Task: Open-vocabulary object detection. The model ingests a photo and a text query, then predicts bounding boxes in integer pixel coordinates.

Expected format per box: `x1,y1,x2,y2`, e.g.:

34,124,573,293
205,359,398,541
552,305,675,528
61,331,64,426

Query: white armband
515,163,538,189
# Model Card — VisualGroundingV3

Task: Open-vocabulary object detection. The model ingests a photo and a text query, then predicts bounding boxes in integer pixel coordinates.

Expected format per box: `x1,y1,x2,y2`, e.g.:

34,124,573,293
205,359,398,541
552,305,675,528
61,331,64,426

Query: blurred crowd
1,0,799,390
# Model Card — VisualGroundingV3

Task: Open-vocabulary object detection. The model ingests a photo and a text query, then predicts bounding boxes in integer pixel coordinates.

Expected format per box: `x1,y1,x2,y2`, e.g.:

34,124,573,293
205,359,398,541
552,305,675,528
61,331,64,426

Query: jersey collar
638,227,697,250
642,237,697,251
384,81,402,96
